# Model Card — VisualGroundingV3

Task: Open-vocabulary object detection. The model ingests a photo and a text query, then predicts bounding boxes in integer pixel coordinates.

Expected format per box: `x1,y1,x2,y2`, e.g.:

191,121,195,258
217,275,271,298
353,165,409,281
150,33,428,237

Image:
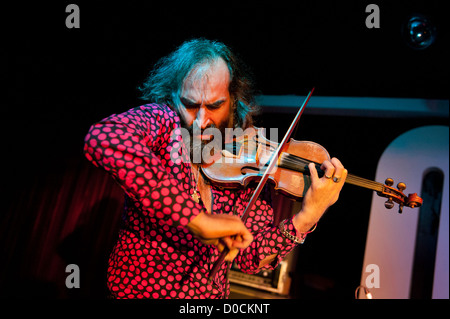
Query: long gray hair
138,38,260,129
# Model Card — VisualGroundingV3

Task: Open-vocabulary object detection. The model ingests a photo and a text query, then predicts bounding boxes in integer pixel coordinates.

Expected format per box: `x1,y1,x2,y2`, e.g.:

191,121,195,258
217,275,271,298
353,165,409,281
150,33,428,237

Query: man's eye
181,98,199,109
207,101,225,109
184,103,199,109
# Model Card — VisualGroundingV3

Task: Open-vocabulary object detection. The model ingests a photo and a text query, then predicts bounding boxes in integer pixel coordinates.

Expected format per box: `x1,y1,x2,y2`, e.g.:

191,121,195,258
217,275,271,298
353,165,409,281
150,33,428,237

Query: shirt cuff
279,217,308,244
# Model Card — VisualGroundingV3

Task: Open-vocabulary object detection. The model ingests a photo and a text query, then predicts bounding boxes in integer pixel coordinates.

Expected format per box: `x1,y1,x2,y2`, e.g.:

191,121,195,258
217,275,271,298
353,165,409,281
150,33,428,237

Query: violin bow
208,88,315,281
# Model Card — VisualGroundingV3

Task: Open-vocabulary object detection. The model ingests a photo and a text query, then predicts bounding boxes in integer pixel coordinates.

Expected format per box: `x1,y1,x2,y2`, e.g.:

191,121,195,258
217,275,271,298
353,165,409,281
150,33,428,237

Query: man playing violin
84,38,347,299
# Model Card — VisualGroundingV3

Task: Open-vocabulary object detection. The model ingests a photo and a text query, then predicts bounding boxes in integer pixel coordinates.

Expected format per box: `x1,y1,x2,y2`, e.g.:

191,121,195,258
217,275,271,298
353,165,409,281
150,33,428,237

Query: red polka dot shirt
84,104,301,299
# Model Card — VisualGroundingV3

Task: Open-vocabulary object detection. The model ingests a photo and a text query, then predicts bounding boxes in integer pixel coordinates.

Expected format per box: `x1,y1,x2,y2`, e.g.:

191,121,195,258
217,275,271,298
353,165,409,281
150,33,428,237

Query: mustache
184,122,218,136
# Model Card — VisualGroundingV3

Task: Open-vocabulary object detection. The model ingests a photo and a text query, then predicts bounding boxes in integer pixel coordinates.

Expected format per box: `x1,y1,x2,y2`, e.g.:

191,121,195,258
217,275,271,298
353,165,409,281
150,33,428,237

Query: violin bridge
221,149,238,159
256,142,272,168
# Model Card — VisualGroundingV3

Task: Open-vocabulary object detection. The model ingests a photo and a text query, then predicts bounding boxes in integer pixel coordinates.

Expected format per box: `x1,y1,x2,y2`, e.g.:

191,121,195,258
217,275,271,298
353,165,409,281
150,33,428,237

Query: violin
206,88,423,280
201,126,423,213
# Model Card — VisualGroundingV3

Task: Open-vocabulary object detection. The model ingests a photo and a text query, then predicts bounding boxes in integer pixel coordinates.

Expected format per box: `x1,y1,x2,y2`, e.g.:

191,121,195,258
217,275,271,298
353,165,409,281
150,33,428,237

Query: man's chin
189,142,222,165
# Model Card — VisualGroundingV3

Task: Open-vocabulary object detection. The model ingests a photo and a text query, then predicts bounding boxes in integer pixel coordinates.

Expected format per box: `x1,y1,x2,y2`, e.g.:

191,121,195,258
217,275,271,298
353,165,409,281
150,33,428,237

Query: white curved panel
361,125,448,299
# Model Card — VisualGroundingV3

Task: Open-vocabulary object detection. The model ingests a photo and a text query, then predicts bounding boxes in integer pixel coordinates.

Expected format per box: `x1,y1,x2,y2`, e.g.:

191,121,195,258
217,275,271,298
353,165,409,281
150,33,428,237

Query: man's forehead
184,59,230,86
181,59,230,103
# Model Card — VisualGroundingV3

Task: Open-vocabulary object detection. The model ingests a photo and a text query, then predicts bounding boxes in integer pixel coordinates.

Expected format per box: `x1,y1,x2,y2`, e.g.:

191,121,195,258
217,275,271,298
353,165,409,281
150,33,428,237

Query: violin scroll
406,193,423,208
380,178,423,214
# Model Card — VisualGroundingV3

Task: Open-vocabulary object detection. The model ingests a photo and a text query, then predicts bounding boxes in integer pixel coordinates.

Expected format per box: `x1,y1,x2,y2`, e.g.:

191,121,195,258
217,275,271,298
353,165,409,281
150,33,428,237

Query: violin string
279,155,382,190
278,153,384,192
280,153,383,190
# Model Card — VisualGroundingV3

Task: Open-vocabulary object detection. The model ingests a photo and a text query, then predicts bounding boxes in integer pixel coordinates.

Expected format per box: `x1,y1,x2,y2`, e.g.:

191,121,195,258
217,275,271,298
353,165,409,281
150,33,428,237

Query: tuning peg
385,178,394,186
384,198,394,209
397,182,406,192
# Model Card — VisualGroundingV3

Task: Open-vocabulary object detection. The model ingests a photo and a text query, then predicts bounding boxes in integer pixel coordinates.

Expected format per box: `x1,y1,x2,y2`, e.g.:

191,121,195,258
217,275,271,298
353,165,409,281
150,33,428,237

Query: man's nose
195,107,211,129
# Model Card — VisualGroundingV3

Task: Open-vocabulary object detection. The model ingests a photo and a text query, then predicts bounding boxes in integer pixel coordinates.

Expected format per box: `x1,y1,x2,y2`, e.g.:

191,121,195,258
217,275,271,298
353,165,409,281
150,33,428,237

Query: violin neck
278,152,384,192
344,173,384,192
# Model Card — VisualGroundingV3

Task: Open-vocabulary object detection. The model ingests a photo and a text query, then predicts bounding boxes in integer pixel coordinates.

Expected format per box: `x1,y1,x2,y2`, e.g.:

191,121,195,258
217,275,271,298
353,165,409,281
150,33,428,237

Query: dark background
1,1,448,299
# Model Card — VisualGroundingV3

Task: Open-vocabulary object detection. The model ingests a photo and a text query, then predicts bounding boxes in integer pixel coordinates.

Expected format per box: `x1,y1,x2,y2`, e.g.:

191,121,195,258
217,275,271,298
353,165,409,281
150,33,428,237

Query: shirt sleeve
233,194,301,274
83,104,203,228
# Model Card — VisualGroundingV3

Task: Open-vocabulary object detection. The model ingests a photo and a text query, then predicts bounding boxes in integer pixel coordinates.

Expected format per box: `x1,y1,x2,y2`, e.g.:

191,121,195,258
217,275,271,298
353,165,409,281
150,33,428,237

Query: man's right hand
186,212,253,261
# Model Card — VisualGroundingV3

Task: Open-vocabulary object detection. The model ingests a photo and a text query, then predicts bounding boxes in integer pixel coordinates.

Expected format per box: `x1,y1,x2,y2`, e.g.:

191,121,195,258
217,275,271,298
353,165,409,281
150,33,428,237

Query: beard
180,120,229,165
